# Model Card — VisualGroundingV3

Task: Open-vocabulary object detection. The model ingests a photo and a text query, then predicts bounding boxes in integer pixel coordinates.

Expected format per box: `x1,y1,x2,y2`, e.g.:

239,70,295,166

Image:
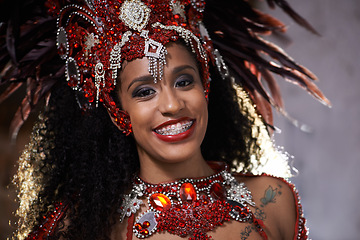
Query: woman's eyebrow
127,75,153,91
126,65,196,91
172,65,197,75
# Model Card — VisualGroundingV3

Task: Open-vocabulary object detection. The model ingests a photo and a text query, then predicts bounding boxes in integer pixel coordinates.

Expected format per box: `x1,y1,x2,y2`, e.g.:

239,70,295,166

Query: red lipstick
153,117,196,143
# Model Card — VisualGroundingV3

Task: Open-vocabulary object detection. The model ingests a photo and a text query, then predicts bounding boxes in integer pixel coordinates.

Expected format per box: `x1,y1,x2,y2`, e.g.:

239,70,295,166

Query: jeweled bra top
119,162,267,239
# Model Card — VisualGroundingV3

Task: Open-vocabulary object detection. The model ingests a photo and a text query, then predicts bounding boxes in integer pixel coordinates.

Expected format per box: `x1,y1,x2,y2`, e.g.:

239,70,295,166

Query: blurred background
266,1,360,239
1,0,359,239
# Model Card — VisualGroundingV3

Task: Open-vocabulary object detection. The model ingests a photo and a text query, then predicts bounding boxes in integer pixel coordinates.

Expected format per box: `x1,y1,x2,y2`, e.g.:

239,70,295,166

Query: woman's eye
175,75,194,88
132,88,155,98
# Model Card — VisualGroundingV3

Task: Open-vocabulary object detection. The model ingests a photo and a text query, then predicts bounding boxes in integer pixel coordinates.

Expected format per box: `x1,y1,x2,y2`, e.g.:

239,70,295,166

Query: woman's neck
137,152,214,184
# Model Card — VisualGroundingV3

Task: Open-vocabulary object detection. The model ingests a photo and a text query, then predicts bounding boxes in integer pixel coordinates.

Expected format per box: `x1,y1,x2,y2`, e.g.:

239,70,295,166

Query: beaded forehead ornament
54,0,213,134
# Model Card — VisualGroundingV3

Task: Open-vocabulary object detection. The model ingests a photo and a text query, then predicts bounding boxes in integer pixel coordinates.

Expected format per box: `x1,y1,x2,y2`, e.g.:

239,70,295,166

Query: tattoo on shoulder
240,226,253,240
254,208,266,221
260,185,282,207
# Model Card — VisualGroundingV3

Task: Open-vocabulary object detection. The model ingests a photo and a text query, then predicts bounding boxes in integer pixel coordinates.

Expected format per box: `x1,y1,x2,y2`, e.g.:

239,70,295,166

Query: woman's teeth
155,120,193,135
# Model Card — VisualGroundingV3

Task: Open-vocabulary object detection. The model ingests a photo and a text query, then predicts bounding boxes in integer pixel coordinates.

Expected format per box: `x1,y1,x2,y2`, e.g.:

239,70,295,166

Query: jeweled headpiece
53,0,212,134
1,0,330,139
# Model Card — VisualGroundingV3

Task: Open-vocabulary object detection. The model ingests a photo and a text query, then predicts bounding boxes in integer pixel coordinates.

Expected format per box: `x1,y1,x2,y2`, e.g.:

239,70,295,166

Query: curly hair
12,57,260,239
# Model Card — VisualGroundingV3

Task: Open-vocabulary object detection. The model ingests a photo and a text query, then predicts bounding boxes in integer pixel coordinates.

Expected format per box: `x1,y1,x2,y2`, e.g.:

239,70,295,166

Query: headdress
0,0,330,151
52,0,214,135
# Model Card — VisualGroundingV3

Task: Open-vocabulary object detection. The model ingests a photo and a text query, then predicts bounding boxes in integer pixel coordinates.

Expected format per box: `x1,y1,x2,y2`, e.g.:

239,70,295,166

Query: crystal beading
109,31,132,86
141,30,168,82
84,33,99,56
57,27,69,60
119,0,151,32
119,164,265,239
94,62,105,107
152,22,208,68
170,0,186,20
65,57,80,90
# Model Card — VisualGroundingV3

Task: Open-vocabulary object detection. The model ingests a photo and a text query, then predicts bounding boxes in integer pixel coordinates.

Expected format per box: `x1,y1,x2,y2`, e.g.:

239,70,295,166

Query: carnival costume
0,0,329,239
24,162,307,240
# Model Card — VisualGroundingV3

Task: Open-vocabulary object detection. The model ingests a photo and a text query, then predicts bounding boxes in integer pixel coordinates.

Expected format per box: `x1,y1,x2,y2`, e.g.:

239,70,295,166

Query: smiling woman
118,43,210,181
0,0,329,239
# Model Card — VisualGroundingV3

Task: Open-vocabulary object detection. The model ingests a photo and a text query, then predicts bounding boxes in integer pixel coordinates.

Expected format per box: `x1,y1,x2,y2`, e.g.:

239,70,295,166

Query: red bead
210,182,226,200
149,193,171,211
143,221,150,228
135,223,142,231
180,182,197,202
140,229,149,235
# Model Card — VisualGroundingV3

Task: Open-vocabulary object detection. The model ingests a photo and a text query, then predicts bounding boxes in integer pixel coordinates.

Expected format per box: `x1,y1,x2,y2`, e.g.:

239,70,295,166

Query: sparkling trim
94,62,105,107
58,4,100,31
119,0,151,32
119,165,260,239
140,30,167,82
152,22,208,63
84,0,96,12
56,27,69,60
65,57,80,90
109,31,132,86
133,210,158,238
170,0,186,20
190,0,206,13
84,33,100,55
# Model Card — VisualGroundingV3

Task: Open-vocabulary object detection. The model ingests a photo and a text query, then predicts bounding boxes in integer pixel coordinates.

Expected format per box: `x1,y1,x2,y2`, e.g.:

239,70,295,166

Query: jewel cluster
119,166,259,239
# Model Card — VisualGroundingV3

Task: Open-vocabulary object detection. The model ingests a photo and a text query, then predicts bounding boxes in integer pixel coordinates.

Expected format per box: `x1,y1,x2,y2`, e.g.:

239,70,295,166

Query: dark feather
260,69,284,109
266,0,320,36
0,81,23,104
6,0,20,65
204,0,330,128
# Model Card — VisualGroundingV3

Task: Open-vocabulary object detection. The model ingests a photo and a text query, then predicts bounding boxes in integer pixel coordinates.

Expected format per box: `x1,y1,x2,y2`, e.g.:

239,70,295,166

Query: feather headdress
0,0,330,141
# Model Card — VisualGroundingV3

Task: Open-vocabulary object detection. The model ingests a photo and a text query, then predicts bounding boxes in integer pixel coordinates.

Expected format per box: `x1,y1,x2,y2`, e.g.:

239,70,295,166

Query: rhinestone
210,182,226,200
180,182,197,202
149,193,171,211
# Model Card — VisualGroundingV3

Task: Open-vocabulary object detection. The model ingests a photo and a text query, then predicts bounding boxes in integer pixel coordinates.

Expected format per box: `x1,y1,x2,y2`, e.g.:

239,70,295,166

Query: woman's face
118,43,208,165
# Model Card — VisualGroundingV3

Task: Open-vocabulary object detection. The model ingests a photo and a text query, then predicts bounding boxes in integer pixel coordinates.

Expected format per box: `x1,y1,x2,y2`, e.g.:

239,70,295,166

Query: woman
0,0,329,239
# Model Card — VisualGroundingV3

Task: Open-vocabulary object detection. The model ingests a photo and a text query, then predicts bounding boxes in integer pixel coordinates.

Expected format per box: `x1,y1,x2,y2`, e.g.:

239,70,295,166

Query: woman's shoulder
234,173,308,240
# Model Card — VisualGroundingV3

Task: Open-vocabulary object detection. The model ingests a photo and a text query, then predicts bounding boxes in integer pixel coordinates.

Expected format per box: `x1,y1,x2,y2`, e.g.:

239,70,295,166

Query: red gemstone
149,193,171,211
135,223,142,231
180,182,197,202
140,229,149,235
210,182,226,200
143,221,150,228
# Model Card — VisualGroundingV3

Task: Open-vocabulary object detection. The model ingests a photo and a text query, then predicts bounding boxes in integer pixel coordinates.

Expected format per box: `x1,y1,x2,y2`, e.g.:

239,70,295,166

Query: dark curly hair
13,57,260,239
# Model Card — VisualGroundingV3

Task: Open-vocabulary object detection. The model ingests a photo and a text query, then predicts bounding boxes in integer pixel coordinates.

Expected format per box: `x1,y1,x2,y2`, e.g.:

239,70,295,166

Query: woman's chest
111,218,275,240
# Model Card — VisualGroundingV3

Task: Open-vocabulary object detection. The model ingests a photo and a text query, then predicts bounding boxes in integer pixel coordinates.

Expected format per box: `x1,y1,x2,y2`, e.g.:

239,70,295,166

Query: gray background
264,0,360,239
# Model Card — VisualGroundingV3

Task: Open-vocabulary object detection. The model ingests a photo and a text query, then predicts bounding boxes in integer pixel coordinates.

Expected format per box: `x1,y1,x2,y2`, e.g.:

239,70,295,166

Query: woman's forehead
120,43,198,83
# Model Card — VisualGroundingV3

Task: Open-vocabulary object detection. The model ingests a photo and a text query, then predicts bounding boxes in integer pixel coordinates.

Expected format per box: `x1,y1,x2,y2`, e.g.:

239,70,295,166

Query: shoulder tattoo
260,184,282,207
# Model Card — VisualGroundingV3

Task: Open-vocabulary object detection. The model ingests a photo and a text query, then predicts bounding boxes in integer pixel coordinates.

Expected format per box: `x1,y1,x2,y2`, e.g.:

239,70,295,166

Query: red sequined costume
26,162,308,240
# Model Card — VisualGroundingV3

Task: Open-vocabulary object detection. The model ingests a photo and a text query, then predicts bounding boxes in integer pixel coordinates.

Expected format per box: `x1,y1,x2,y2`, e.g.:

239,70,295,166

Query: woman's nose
158,88,185,115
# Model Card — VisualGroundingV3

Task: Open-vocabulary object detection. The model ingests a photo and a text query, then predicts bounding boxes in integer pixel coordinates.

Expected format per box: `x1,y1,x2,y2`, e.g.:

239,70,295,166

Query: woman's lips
153,118,195,142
